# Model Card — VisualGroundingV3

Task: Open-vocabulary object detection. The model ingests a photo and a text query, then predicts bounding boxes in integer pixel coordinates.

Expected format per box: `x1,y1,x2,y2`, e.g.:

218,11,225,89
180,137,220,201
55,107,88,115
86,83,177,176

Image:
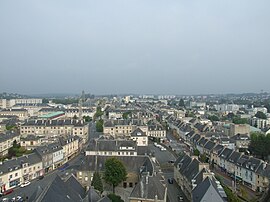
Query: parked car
2,189,14,196
38,175,44,180
20,181,30,188
11,196,23,202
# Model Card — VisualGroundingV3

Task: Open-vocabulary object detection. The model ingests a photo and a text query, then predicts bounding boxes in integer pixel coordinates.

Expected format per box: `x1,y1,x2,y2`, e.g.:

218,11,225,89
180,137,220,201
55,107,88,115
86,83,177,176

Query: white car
20,181,30,188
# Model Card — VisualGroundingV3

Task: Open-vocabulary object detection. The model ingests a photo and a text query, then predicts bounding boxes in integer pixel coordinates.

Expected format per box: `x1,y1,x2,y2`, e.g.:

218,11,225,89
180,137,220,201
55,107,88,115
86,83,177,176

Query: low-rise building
0,132,20,157
130,128,148,146
20,119,88,143
86,137,137,157
58,135,80,162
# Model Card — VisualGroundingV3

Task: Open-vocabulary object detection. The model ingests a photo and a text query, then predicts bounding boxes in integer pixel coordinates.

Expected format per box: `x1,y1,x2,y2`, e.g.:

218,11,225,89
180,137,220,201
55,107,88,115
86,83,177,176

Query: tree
107,193,124,202
193,149,200,156
94,106,103,120
232,116,248,124
104,157,127,193
122,112,131,119
83,116,92,122
208,115,220,122
91,172,103,194
255,111,267,119
179,99,185,108
73,115,78,120
96,119,104,132
249,132,270,160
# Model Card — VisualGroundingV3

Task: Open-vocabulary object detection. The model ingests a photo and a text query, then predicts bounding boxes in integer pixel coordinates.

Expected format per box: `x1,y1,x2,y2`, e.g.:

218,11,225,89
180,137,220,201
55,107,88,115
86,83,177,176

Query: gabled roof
192,177,225,202
131,128,147,137
35,175,86,202
129,173,166,200
227,151,242,164
204,141,216,151
219,148,233,160
212,144,224,155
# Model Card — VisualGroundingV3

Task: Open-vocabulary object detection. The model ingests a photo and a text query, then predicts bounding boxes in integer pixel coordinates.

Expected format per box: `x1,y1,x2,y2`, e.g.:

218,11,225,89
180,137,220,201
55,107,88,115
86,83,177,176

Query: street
149,142,188,202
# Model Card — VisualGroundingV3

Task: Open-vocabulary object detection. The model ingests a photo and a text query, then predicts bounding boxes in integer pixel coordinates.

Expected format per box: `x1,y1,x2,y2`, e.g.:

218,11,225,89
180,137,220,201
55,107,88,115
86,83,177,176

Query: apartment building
0,109,29,121
0,98,42,109
130,128,148,146
58,135,80,162
147,124,166,138
86,137,137,157
0,132,20,157
20,119,88,143
0,153,43,192
103,119,147,137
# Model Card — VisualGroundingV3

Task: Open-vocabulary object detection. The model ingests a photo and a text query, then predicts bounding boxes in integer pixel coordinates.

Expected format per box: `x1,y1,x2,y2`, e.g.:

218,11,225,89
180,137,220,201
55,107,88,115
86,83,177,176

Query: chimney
146,175,149,185
263,162,267,170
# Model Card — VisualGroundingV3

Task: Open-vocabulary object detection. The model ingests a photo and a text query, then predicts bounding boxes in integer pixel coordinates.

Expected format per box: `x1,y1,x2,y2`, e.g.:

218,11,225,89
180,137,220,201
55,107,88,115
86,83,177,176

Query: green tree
91,172,103,194
249,132,270,160
255,111,267,119
73,115,78,120
208,115,220,122
83,116,92,122
104,157,127,193
193,149,200,156
107,193,124,202
94,106,103,119
232,117,248,124
96,119,104,132
179,99,185,108
122,112,131,119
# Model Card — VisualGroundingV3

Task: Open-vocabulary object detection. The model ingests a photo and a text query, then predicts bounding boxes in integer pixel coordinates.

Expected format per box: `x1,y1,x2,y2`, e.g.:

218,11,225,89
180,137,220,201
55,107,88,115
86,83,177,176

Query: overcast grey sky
0,0,269,95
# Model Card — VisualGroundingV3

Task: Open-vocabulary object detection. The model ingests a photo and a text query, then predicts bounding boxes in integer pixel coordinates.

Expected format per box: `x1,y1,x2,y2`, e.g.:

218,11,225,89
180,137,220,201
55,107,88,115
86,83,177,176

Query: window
9,175,12,179
15,173,18,177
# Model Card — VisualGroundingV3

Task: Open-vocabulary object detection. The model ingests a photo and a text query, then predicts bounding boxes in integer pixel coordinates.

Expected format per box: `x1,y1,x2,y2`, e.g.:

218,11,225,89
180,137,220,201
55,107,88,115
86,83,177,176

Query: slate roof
204,140,216,151
227,151,242,164
212,144,225,155
131,128,147,137
0,153,42,175
257,163,270,178
129,173,166,201
79,156,153,175
22,119,87,127
192,177,225,202
219,148,233,160
34,175,86,202
0,131,19,143
87,139,136,152
242,157,262,172
236,155,250,166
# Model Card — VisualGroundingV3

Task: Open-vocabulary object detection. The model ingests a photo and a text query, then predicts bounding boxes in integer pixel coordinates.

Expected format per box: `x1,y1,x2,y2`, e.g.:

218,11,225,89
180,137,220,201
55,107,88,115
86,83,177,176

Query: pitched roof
129,173,166,200
35,175,85,202
192,177,225,202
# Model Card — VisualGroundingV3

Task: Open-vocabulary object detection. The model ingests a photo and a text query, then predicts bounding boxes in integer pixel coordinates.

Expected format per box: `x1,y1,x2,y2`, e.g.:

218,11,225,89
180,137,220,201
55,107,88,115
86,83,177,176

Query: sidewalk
213,167,261,201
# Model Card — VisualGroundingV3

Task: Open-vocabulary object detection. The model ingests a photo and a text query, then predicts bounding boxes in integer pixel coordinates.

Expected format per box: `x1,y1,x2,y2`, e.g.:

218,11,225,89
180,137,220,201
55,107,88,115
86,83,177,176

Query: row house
0,153,43,192
0,132,20,157
20,119,88,143
103,119,148,137
130,128,148,146
147,124,166,139
174,154,220,201
58,135,80,162
34,143,64,173
86,137,137,157
0,109,29,121
20,135,43,150
65,108,95,119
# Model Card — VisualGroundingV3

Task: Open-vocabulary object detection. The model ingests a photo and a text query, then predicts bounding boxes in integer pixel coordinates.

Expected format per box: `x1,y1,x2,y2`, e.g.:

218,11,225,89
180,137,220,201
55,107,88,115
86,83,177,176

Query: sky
0,0,270,95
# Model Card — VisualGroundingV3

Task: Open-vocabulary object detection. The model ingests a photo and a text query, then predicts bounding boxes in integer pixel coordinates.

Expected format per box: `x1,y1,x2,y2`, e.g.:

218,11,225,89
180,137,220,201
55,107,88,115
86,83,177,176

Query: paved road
2,122,96,202
149,142,188,202
4,151,84,201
